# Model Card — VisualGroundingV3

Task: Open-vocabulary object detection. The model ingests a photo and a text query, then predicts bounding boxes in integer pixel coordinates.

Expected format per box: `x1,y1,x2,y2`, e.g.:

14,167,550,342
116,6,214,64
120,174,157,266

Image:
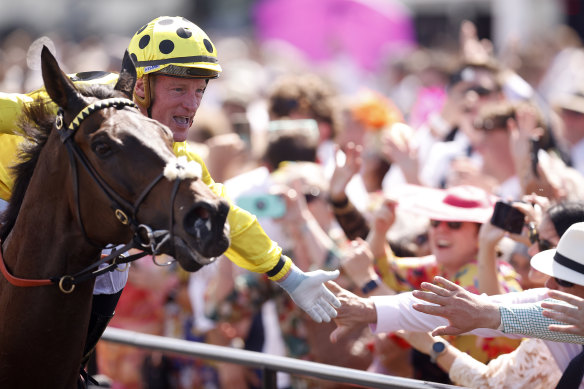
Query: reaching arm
276,262,340,323
542,290,584,337
476,222,507,295
501,296,584,344
412,276,584,343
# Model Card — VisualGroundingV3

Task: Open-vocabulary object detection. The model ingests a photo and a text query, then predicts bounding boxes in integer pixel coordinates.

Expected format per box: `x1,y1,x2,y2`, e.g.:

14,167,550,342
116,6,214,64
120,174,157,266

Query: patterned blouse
376,253,523,363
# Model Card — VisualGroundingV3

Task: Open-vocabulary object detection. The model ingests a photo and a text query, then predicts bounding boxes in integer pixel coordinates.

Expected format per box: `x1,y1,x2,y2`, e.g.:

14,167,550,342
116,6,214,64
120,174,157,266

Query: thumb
329,324,349,344
311,269,340,283
326,280,342,293
432,326,462,337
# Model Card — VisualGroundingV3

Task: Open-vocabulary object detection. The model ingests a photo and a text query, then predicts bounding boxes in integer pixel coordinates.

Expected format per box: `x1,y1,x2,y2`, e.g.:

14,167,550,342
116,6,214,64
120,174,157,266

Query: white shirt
371,288,584,387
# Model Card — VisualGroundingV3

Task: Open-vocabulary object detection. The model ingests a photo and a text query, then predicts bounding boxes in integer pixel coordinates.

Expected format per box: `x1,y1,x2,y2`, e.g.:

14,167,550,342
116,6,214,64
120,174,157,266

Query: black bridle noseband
0,97,184,293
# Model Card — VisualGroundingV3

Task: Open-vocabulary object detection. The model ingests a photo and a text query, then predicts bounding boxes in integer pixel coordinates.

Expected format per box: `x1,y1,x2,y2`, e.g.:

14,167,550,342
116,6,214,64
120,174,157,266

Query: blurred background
0,0,581,95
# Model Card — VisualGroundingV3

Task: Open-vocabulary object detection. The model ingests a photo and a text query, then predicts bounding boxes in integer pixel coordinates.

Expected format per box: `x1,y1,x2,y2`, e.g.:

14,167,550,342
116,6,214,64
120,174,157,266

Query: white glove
277,263,341,323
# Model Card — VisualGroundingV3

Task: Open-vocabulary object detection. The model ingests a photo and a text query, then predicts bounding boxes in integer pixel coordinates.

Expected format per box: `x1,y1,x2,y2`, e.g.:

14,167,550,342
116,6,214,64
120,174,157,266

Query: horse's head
39,46,230,271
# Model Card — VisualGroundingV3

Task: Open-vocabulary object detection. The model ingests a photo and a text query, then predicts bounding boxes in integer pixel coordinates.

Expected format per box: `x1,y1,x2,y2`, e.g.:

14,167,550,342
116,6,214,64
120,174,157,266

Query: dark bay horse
0,47,230,388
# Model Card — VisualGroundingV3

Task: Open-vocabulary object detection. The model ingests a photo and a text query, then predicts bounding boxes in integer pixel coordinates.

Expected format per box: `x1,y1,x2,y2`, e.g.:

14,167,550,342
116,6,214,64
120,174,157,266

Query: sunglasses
527,226,555,252
554,277,575,288
430,220,463,230
466,85,497,97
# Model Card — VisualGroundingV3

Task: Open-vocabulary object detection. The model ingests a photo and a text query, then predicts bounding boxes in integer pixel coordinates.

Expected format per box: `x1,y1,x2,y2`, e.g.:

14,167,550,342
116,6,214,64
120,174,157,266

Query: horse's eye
91,141,112,157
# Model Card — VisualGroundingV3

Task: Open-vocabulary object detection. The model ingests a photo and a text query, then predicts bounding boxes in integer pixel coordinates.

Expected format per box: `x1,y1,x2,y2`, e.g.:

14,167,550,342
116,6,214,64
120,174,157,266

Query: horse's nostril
194,206,210,220
184,205,213,237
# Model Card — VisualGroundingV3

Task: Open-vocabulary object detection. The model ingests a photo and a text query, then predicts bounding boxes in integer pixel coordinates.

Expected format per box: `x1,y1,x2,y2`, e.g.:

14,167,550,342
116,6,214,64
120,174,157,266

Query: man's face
428,220,480,270
148,75,207,142
545,276,584,298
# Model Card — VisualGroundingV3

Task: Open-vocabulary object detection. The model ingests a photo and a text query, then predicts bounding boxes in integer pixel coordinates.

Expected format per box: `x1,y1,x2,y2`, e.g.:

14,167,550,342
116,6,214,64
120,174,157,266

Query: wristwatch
360,278,380,295
429,340,447,363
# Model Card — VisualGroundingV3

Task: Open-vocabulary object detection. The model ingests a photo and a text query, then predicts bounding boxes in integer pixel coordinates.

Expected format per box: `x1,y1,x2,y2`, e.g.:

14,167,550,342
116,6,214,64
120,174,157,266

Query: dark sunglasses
527,226,555,252
466,85,497,97
430,220,463,230
554,277,575,288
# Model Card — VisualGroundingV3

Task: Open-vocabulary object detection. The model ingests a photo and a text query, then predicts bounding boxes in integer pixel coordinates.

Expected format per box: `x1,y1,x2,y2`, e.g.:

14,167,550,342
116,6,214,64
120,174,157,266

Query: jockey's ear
114,50,137,99
41,45,84,113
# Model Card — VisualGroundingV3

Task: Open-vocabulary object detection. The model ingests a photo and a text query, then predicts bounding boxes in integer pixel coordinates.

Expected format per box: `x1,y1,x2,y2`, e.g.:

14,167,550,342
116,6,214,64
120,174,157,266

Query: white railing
101,327,465,389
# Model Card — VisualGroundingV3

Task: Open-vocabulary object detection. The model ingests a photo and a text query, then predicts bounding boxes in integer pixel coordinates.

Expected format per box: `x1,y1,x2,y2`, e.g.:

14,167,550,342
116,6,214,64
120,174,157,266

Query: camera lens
256,200,266,210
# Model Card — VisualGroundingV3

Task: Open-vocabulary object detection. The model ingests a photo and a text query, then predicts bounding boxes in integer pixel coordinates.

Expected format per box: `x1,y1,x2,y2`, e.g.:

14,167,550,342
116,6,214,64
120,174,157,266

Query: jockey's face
147,75,207,142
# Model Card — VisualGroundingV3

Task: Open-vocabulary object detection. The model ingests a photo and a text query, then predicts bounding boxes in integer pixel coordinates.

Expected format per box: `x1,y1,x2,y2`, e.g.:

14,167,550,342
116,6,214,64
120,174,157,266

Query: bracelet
328,196,349,208
332,201,355,215
360,278,380,295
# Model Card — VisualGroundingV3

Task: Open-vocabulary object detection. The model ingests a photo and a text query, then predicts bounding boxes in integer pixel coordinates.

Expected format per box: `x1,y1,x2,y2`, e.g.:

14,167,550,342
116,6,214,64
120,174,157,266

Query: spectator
330,184,522,384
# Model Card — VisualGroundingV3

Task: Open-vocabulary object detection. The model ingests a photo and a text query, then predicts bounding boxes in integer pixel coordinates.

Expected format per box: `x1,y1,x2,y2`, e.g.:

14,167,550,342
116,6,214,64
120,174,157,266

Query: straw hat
531,221,584,286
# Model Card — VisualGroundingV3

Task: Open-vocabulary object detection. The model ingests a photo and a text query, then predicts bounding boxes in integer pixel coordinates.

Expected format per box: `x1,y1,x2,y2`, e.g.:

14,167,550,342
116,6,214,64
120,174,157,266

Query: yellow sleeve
0,92,37,135
173,142,291,281
0,134,25,201
0,72,118,136
0,72,119,199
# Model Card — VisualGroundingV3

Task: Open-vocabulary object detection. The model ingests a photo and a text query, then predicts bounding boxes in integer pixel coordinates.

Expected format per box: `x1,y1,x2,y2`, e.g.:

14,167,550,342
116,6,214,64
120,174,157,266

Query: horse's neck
4,158,100,279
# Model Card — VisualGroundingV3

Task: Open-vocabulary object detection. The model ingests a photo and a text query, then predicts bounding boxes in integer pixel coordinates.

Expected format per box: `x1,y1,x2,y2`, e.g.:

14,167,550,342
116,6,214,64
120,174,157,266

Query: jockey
0,15,340,373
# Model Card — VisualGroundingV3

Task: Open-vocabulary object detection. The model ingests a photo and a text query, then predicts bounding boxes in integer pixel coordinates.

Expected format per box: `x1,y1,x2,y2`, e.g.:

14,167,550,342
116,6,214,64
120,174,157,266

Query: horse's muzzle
182,199,231,259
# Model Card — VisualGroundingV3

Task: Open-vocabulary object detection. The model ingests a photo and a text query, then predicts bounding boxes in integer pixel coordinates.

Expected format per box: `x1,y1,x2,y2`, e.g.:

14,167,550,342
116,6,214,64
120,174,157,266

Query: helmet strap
133,74,155,116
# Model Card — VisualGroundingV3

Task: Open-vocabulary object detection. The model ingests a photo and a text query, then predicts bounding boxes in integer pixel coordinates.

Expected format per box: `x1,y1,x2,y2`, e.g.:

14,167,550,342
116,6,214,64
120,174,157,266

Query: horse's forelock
0,83,123,240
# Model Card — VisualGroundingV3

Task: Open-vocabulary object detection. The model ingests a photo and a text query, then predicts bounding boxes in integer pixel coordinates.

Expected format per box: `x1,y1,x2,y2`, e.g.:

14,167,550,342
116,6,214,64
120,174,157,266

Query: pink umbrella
253,0,416,71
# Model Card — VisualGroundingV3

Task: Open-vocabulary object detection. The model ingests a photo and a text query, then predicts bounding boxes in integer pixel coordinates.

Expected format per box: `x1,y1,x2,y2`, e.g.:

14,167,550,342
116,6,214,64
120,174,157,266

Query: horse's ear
114,50,137,99
40,46,83,110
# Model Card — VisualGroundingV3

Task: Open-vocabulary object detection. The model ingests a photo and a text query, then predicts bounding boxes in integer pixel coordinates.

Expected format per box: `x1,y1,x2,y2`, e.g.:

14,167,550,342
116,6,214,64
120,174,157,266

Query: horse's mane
0,84,123,240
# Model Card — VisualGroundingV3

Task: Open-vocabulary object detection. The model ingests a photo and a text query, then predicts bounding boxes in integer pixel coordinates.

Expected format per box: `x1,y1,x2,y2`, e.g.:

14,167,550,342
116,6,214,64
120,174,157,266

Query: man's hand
327,281,377,343
278,264,341,323
542,290,584,336
411,276,501,336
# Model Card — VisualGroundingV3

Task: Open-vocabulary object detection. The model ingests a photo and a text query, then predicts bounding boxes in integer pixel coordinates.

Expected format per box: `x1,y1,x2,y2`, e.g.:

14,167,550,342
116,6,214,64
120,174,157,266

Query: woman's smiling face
429,220,480,272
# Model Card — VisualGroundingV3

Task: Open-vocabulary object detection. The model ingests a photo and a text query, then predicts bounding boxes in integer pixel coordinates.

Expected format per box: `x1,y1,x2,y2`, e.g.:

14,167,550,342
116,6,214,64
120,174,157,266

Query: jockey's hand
277,262,341,323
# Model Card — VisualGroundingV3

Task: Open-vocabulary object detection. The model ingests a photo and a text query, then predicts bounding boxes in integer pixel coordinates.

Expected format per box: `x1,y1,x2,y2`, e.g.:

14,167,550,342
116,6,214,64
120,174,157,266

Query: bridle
0,97,184,293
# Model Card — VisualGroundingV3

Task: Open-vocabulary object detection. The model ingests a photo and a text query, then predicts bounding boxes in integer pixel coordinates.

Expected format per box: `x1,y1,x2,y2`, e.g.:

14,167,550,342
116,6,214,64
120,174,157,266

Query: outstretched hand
281,267,341,323
542,290,584,336
327,281,377,343
412,276,501,336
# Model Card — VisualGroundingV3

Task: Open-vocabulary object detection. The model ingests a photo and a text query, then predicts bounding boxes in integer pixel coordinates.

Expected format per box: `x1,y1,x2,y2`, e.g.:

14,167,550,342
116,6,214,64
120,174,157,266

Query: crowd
1,11,584,389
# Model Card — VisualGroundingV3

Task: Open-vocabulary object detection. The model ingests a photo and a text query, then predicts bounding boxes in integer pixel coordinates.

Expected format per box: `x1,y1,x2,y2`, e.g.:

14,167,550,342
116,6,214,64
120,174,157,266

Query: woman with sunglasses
328,221,584,387
332,184,523,383
377,199,584,387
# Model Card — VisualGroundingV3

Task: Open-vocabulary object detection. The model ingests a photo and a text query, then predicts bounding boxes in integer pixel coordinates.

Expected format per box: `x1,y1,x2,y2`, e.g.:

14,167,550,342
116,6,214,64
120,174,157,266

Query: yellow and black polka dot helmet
129,16,221,79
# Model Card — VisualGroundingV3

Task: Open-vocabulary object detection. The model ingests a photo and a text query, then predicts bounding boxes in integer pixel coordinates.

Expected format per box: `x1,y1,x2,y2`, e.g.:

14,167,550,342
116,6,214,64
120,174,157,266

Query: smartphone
236,194,286,219
530,138,541,178
490,201,525,234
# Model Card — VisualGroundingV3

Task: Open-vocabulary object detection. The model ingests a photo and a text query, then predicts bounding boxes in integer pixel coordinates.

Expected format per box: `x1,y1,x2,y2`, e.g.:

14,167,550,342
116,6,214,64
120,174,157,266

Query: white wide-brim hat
395,184,497,224
531,221,584,286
